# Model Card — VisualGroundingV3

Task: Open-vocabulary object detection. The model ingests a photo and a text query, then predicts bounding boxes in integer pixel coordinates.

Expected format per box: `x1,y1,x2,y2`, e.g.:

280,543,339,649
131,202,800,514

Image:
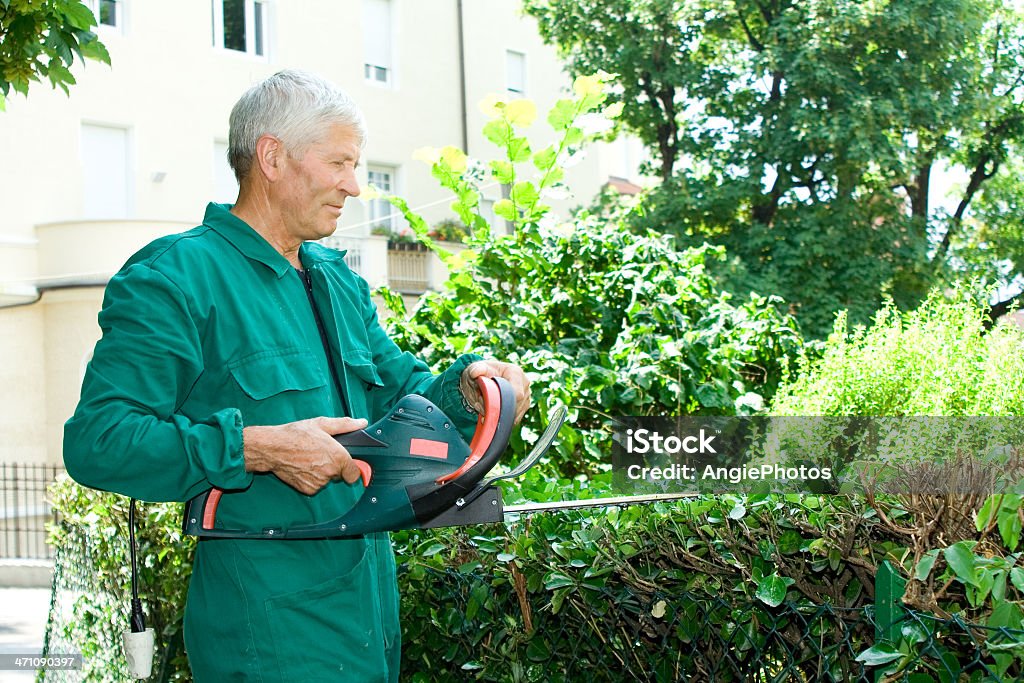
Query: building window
367,165,397,233
506,50,526,97
212,0,268,57
85,0,122,29
363,0,393,85
80,124,131,219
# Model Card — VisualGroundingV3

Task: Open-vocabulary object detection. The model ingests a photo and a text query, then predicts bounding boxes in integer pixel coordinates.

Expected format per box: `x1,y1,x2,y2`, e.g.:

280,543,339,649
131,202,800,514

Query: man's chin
315,221,340,240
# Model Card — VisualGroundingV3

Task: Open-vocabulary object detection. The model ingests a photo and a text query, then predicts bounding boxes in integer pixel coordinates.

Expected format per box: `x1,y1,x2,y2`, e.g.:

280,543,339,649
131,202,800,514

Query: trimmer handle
346,375,512,489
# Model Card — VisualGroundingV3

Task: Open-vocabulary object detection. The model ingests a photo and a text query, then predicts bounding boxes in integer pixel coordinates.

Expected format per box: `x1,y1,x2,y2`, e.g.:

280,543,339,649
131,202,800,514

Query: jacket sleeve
63,264,251,502
355,277,482,443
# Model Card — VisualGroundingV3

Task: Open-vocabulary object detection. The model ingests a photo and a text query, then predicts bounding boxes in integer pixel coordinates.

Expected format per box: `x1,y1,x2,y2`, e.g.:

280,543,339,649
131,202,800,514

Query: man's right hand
242,416,368,496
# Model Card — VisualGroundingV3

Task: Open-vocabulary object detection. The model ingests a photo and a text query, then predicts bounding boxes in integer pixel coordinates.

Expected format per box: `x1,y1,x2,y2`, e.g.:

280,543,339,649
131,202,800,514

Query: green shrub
764,289,1024,680
395,494,887,681
377,78,803,482
771,289,1024,417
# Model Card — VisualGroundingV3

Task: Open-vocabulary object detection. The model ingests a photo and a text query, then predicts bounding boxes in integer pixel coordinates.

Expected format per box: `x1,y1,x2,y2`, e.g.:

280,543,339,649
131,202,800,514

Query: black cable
128,499,146,633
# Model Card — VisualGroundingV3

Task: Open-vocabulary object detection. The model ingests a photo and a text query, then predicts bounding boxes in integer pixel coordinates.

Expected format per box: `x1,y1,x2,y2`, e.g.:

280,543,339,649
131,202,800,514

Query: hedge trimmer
182,376,694,540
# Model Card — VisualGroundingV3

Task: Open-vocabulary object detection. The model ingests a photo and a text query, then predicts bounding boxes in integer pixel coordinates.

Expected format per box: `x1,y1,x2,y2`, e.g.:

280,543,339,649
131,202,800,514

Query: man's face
276,123,362,242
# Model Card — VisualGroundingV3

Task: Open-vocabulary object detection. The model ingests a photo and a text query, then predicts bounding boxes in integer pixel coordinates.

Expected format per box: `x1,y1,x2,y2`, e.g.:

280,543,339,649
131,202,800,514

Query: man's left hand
460,360,532,424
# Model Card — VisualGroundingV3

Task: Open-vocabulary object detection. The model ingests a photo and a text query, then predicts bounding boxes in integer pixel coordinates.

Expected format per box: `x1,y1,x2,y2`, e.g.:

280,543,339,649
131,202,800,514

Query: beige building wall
0,0,644,467
0,306,48,464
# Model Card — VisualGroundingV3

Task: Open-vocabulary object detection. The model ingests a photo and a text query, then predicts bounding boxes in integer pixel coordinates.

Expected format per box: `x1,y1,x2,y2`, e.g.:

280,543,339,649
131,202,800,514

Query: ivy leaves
0,0,110,110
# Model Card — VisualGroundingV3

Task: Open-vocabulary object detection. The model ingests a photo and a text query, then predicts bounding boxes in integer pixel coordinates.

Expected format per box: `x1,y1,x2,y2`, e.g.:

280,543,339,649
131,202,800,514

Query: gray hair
228,69,367,182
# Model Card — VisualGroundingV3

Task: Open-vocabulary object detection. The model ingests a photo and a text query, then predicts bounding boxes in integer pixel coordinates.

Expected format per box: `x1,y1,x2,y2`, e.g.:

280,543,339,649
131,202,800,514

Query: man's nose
341,172,360,198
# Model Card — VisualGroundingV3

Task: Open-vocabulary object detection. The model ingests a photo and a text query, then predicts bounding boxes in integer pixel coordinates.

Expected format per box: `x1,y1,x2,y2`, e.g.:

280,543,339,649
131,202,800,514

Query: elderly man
64,69,530,681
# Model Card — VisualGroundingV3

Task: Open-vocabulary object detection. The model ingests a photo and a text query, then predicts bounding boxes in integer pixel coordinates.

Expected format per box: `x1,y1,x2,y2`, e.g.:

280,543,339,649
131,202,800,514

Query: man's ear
254,134,284,181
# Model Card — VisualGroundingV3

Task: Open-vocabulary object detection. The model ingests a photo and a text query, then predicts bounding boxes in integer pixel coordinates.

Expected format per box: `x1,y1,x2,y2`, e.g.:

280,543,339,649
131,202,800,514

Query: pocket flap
343,348,384,388
229,348,327,400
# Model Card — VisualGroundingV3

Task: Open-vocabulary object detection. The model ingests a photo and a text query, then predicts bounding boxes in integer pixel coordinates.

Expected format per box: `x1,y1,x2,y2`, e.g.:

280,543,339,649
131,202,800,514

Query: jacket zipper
297,268,347,413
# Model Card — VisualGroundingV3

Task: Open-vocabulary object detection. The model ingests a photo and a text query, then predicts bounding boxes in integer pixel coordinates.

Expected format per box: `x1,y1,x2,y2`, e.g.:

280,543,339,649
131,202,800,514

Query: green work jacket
64,203,480,682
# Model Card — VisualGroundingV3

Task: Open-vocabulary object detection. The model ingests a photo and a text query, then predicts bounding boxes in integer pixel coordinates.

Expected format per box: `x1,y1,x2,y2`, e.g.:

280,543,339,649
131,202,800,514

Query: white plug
122,628,155,679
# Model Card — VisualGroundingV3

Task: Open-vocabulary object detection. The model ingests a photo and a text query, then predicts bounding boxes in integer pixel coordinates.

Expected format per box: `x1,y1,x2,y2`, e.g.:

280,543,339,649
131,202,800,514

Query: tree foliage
523,0,1024,337
0,0,110,110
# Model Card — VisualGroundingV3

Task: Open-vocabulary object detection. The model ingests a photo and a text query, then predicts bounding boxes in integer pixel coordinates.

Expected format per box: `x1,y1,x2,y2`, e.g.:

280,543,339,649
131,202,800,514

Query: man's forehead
317,124,361,157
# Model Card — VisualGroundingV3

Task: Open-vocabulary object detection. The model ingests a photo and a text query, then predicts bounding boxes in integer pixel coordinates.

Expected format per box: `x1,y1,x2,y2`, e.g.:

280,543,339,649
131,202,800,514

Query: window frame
366,164,400,234
84,0,125,33
211,0,270,59
506,49,527,97
362,0,395,88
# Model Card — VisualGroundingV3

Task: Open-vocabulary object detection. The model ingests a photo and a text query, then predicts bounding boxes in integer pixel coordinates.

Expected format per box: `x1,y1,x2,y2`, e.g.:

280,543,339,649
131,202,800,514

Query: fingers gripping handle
351,460,372,487
435,376,507,484
331,431,374,487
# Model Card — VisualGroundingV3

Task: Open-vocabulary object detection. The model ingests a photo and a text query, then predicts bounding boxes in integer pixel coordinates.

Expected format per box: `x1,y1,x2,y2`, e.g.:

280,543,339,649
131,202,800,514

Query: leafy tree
0,0,110,110
523,0,1024,337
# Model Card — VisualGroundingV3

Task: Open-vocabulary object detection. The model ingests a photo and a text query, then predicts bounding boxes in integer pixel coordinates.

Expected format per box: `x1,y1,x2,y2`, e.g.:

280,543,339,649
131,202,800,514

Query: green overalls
63,203,480,681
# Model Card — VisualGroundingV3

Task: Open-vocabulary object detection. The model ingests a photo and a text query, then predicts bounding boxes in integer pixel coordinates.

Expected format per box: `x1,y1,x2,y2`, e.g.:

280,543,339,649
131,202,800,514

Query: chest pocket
228,348,329,423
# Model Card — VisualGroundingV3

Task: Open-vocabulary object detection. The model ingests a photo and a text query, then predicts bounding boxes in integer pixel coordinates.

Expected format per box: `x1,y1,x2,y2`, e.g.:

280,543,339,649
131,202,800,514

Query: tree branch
934,151,997,263
736,5,765,52
909,163,931,219
639,74,679,183
986,290,1024,328
769,70,783,102
752,167,785,226
935,110,1024,263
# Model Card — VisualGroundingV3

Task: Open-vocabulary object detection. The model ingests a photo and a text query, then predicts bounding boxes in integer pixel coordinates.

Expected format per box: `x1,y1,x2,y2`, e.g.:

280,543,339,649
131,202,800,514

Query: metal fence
0,462,63,560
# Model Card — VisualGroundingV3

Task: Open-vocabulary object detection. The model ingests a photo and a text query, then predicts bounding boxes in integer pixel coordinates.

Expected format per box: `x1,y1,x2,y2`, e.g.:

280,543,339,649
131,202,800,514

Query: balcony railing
319,234,465,294
387,245,430,293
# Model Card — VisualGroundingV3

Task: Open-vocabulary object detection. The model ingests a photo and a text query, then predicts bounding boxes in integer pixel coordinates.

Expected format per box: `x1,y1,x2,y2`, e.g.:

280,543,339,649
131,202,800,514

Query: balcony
319,235,465,294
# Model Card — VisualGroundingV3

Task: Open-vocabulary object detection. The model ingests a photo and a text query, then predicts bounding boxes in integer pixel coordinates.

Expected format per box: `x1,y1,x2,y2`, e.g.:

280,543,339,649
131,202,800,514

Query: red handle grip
435,376,504,484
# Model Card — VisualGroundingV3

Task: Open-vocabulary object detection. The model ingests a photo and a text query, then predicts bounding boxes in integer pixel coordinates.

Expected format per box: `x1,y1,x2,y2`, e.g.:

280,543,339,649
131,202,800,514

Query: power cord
128,499,146,633
123,498,154,679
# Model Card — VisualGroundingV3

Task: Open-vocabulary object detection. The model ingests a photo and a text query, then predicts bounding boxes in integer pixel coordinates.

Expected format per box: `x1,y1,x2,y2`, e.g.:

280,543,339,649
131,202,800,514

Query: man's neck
230,190,302,268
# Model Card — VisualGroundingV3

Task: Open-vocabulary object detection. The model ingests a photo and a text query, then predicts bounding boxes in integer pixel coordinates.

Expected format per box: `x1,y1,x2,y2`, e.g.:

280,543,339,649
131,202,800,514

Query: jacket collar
203,203,348,278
